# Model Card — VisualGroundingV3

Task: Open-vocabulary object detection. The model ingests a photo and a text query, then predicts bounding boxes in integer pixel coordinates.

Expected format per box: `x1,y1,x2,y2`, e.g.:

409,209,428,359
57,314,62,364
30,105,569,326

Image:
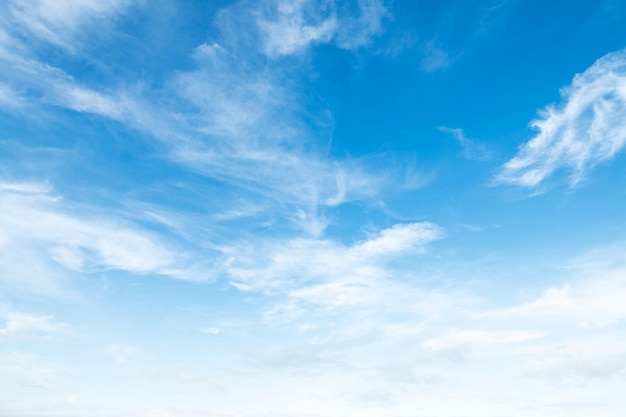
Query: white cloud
0,182,210,284
498,48,626,188
0,181,52,193
355,222,443,256
166,40,390,225
0,310,72,338
62,86,124,118
478,270,626,328
170,44,365,212
257,0,388,57
0,82,27,109
225,222,443,309
257,0,338,57
1,0,134,50
4,2,626,416
0,0,404,239
0,9,389,235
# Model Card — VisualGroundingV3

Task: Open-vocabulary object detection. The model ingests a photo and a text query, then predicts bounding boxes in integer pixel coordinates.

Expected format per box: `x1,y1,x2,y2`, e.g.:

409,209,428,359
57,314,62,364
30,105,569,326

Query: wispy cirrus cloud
169,41,386,229
0,83,27,110
0,0,399,237
225,222,444,309
0,181,210,287
0,0,134,50
498,48,626,188
256,0,389,57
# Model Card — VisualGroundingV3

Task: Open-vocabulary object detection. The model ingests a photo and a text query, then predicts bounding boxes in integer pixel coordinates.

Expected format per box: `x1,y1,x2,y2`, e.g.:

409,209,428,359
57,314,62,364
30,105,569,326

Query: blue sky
1,0,626,416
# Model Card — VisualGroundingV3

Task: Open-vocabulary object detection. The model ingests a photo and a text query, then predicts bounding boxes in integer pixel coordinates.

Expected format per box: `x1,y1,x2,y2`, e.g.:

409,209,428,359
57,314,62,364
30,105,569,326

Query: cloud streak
0,0,134,50
498,48,626,188
225,222,444,309
0,182,209,284
0,309,72,338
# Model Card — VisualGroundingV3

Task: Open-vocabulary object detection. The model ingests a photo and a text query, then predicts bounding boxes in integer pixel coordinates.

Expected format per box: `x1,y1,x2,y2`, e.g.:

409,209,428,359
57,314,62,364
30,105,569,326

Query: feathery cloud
225,222,444,309
257,0,389,57
498,48,626,188
0,181,210,283
0,0,134,50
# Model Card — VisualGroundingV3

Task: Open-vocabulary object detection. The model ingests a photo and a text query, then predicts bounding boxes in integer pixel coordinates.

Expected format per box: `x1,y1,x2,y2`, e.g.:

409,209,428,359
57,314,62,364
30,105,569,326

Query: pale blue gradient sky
1,1,626,416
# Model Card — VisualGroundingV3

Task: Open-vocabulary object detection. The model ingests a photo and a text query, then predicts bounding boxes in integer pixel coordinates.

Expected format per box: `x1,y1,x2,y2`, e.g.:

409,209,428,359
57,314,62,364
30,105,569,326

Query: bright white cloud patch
499,48,626,187
356,222,443,255
0,182,207,283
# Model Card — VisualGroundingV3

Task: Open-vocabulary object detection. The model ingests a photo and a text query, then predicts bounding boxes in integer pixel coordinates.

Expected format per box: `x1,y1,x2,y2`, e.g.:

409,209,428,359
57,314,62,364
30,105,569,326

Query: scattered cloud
169,42,385,224
256,0,389,57
477,255,626,328
0,309,72,338
0,181,211,283
225,222,444,309
498,48,626,188
0,0,399,238
0,0,134,50
1,2,625,416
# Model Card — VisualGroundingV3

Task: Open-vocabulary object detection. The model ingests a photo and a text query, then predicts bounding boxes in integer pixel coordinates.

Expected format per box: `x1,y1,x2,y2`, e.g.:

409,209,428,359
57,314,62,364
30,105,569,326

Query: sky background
1,0,626,416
